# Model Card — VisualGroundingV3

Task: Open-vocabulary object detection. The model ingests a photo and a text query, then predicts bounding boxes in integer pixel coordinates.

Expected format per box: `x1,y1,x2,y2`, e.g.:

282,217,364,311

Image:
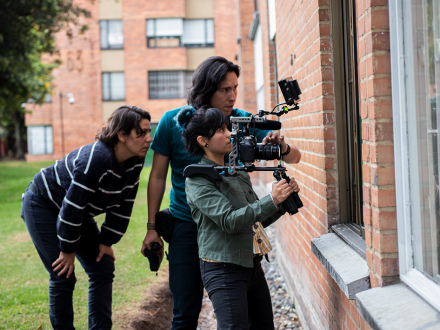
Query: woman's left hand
96,244,115,262
52,251,75,278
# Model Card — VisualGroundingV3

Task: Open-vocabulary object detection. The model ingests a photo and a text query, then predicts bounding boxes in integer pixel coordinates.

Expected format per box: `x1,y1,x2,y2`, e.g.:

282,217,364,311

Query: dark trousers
200,259,274,330
168,217,204,330
21,188,115,330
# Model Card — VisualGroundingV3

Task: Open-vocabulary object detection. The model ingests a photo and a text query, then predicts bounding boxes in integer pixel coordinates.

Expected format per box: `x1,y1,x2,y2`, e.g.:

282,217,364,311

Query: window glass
149,71,193,99
110,72,125,101
182,20,205,45
406,0,440,283
27,126,53,155
100,20,123,49
155,18,183,37
102,72,125,101
100,20,108,49
206,19,214,44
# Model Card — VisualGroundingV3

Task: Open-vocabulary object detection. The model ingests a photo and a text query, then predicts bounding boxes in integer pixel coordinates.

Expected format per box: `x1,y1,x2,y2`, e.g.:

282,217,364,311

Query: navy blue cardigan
33,141,143,253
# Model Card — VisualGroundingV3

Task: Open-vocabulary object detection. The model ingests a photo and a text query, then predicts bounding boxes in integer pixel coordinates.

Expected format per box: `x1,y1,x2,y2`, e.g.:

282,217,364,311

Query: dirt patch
12,231,31,243
118,268,173,330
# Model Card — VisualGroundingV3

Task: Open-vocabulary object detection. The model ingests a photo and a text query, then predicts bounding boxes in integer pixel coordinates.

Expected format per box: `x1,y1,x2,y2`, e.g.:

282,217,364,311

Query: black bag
155,208,174,243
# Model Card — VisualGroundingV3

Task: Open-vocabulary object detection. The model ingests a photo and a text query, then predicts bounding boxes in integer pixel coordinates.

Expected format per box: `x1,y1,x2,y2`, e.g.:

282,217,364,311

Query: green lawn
0,160,171,330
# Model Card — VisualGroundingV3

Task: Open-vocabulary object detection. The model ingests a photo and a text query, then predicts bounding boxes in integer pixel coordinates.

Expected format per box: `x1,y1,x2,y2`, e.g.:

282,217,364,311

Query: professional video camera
183,77,303,215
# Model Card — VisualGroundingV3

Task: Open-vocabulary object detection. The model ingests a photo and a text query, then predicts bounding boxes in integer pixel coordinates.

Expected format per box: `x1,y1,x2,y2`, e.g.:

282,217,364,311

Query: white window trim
389,0,440,312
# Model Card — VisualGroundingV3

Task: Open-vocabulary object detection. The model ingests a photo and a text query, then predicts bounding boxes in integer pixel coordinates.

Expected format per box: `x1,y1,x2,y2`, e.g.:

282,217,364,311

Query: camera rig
183,77,303,215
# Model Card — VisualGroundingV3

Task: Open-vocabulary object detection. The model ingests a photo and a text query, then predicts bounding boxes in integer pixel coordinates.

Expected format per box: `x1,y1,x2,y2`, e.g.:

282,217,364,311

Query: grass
0,160,171,330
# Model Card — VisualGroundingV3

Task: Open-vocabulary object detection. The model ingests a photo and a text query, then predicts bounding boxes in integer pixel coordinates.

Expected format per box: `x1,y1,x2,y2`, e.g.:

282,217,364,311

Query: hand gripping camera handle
273,171,298,215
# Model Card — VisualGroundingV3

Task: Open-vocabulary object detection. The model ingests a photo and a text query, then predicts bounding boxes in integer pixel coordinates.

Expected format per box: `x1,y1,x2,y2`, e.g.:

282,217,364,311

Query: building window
27,126,53,155
100,20,124,49
391,0,440,310
147,18,183,48
148,71,193,99
182,19,214,48
102,72,125,101
146,18,214,48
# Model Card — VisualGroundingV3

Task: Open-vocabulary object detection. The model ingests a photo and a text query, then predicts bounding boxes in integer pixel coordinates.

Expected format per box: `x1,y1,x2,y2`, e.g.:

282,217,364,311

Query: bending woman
179,108,300,330
20,105,152,330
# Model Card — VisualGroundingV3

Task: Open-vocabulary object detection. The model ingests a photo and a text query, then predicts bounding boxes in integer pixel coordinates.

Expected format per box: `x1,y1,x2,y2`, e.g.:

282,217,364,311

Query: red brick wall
249,0,395,329
357,0,398,287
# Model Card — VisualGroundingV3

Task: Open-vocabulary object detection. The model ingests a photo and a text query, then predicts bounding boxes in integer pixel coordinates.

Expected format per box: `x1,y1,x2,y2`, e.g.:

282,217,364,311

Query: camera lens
255,143,280,161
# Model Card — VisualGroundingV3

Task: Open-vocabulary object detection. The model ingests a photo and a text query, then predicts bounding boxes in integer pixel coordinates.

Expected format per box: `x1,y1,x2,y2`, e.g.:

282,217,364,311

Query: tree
0,0,91,158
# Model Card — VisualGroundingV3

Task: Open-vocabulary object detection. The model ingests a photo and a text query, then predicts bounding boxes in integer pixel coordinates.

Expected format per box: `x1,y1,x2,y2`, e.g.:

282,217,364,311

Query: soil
118,269,173,330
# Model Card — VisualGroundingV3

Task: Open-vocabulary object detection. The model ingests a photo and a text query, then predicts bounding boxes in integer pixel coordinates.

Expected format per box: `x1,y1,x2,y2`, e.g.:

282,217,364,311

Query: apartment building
25,0,239,161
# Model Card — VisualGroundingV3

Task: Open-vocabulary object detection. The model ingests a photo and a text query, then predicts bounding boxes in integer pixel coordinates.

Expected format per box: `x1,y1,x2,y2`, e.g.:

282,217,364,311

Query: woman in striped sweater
20,105,152,330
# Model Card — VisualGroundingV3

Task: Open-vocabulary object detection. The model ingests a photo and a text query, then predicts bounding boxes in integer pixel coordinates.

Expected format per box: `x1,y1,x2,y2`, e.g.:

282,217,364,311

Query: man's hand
96,244,115,262
141,230,163,256
52,251,75,278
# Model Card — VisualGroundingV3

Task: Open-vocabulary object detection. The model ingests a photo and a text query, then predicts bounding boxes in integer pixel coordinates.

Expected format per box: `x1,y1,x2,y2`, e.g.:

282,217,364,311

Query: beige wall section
185,0,214,18
187,48,215,70
102,101,126,122
101,50,125,71
99,0,123,19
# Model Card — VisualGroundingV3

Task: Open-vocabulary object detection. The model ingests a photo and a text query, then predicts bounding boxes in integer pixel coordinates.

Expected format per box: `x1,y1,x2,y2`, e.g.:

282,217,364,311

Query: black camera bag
155,208,174,243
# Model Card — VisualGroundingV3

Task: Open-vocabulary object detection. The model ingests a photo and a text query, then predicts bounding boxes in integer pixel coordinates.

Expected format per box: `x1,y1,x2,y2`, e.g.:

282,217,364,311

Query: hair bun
175,107,196,129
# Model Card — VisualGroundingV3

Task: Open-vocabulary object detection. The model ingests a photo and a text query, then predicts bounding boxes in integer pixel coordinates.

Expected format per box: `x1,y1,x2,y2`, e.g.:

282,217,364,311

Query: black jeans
200,259,274,330
21,187,115,330
168,217,204,329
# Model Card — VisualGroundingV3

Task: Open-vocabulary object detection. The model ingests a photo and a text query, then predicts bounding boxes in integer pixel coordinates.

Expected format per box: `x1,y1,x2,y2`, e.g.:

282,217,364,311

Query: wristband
147,223,156,230
281,144,291,157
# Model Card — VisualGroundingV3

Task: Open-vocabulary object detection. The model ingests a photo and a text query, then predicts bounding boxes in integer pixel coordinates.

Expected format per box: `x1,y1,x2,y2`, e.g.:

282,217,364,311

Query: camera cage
183,77,302,180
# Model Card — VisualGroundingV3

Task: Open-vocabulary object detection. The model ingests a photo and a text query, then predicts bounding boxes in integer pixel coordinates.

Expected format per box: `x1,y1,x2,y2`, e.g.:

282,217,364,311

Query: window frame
100,20,124,50
389,0,440,312
102,72,126,101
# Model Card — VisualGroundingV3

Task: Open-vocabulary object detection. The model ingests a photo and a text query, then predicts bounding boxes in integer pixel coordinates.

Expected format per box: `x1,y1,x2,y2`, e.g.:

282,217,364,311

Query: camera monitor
278,77,301,106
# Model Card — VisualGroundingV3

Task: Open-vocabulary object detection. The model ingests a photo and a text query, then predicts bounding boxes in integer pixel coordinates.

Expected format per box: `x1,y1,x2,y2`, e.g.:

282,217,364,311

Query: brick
372,210,397,230
371,188,396,207
374,254,399,277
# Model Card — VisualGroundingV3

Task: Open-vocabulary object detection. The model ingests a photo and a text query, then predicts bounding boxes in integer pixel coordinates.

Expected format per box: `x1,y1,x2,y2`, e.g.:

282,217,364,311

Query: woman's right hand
271,179,295,205
141,230,163,256
52,251,75,278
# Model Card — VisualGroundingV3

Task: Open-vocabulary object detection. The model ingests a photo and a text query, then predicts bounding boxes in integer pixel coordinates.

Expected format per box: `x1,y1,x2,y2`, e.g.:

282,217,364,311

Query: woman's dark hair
96,105,151,147
176,107,228,155
187,56,240,110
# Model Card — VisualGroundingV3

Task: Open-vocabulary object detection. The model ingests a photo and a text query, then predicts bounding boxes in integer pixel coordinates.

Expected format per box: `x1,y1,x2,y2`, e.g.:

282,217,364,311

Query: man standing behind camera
141,56,301,329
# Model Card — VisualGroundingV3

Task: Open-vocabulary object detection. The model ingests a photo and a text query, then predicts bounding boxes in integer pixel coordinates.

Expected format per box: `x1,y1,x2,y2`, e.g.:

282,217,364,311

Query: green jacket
185,157,286,268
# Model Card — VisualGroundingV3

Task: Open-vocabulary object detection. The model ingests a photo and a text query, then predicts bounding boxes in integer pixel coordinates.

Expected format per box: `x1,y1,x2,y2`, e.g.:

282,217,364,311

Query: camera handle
273,170,303,215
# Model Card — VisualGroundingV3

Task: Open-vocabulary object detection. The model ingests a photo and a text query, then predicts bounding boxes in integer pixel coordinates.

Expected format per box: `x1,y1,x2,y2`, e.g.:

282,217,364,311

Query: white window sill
356,283,440,330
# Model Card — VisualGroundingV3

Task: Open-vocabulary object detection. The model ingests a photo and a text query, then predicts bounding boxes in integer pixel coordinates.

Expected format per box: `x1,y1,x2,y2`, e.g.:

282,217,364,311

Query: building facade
243,0,440,329
25,0,240,161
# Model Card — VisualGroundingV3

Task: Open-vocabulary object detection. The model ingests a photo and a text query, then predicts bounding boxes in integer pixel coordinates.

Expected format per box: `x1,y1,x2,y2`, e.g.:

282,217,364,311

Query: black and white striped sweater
33,141,143,253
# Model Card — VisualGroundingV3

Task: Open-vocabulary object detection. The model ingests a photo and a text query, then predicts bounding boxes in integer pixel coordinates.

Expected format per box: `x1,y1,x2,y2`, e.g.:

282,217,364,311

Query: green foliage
0,161,171,329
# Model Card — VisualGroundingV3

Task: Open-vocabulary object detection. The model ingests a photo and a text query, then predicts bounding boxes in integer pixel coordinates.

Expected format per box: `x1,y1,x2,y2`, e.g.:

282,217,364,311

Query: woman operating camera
179,107,300,330
20,105,152,330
